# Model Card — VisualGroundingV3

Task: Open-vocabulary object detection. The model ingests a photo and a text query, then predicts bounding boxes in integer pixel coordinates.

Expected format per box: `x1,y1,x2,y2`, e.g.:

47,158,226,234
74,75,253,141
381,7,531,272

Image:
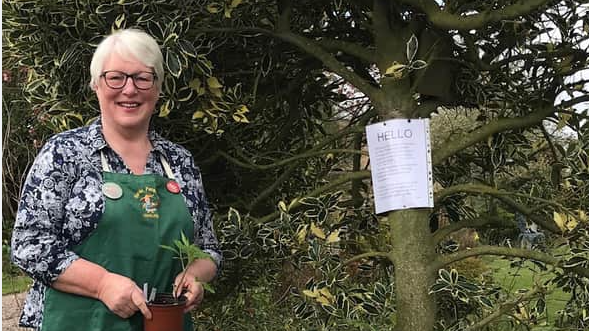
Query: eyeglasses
100,70,158,90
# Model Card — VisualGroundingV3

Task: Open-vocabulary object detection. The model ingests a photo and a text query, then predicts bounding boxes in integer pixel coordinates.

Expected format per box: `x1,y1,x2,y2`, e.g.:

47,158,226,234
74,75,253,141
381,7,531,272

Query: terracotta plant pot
144,293,186,331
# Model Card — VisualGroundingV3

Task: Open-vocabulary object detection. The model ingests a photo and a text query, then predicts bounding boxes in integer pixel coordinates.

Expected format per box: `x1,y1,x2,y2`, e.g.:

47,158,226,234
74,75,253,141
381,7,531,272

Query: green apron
41,153,194,331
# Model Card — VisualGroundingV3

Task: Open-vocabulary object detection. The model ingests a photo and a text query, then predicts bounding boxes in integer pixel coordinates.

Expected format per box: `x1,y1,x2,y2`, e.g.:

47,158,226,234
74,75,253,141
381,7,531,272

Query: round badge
166,180,181,194
102,182,123,200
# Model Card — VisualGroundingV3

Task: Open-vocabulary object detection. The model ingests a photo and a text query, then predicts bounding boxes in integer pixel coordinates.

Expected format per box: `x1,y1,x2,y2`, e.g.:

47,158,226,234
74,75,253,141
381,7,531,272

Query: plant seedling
160,232,215,295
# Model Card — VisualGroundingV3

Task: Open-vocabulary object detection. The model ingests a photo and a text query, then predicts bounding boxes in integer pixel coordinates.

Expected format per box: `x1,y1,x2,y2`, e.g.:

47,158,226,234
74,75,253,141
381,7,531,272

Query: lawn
2,245,32,295
2,273,31,295
485,256,571,330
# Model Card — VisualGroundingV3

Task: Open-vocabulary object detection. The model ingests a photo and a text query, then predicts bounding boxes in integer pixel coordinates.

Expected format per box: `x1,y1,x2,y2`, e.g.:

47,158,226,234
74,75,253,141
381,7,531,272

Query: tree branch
494,48,585,67
276,0,292,32
217,148,365,170
432,106,554,165
199,27,380,99
248,162,297,212
540,125,559,161
398,0,553,31
493,195,561,233
317,38,376,63
432,215,513,244
556,94,589,109
277,31,380,99
436,183,562,233
432,245,589,279
436,184,563,209
343,251,394,265
253,170,371,224
465,286,546,331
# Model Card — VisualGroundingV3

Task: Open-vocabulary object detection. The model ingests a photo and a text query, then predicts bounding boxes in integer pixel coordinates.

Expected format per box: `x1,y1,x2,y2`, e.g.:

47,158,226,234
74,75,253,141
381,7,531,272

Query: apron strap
159,155,176,180
100,150,112,172
100,150,176,180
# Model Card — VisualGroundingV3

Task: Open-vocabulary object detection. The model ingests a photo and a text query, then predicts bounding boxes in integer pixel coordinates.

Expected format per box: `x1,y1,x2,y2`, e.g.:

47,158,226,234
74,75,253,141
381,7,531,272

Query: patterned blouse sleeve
181,152,223,270
11,137,80,286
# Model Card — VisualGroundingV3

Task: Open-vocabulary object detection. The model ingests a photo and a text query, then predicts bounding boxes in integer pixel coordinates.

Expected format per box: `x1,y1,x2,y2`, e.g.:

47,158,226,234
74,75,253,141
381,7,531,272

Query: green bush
448,257,489,280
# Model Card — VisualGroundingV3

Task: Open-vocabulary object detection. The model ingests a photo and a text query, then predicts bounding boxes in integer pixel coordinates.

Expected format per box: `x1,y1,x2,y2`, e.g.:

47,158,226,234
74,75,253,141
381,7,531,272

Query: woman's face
95,54,159,133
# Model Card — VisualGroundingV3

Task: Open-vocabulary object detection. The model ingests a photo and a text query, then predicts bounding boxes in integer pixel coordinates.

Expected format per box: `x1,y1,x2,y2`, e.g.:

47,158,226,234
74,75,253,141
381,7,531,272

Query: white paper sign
365,119,433,213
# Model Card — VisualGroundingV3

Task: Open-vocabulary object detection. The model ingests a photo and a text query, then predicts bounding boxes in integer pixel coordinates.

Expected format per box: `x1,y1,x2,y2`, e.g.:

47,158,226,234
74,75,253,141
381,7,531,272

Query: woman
11,28,222,331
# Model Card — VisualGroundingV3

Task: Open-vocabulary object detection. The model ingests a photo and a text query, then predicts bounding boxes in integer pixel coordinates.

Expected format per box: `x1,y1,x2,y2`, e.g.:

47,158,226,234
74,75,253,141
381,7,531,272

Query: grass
2,273,31,295
485,256,571,330
2,245,32,295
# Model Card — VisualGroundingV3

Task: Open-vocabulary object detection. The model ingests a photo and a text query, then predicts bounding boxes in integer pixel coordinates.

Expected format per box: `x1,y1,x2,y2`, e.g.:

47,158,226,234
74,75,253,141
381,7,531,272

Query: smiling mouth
117,102,141,108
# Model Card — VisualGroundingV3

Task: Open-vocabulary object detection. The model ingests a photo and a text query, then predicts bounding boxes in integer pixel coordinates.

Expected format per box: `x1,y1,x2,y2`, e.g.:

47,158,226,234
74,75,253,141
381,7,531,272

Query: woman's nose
121,77,138,94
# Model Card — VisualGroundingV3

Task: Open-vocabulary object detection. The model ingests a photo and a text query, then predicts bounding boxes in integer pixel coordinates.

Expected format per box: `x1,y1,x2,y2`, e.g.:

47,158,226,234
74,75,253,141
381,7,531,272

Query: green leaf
362,302,379,315
406,34,418,62
163,75,177,96
137,14,156,24
232,113,250,123
189,78,202,90
429,283,449,294
438,269,452,284
159,100,172,117
384,62,406,79
95,4,114,14
177,87,193,102
556,113,571,131
456,290,469,303
163,33,179,47
146,21,164,41
25,79,46,92
228,207,241,225
165,49,182,78
224,6,233,19
192,110,206,120
409,60,428,70
160,244,179,256
207,3,222,13
458,281,480,292
479,296,493,308
114,13,126,29
207,77,223,89
535,297,546,314
564,256,587,268
177,40,198,59
450,269,458,285
59,46,81,68
202,282,215,293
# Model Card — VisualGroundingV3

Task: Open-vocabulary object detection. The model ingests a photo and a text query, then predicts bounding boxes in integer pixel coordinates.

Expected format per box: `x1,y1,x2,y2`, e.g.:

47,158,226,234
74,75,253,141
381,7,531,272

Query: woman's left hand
173,271,204,313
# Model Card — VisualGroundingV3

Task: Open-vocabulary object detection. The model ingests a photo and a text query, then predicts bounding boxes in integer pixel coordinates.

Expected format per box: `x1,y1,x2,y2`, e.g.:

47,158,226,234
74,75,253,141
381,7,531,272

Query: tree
3,1,588,330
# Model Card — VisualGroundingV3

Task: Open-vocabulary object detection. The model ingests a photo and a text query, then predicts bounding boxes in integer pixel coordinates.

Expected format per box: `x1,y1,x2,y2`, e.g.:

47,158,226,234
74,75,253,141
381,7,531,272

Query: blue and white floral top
11,119,222,329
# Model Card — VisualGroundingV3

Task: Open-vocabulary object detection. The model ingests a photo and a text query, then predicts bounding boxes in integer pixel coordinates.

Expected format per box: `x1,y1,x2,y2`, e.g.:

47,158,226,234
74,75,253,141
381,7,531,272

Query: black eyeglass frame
100,70,158,90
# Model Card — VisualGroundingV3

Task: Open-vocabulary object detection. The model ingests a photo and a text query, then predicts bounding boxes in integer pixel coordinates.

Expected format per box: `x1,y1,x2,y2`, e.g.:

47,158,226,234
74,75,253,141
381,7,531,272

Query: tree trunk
388,209,437,331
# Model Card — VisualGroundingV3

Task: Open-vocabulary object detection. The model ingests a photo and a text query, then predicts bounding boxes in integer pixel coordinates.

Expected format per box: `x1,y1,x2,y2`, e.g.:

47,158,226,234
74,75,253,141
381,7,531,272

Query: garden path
2,292,28,331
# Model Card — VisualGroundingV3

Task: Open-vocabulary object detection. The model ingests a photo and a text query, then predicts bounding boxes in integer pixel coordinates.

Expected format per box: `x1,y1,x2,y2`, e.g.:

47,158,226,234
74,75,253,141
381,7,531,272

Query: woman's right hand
96,272,152,319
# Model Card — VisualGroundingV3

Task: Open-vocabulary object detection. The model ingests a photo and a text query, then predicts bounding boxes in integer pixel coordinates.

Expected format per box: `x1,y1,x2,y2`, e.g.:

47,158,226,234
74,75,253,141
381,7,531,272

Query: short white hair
89,28,164,91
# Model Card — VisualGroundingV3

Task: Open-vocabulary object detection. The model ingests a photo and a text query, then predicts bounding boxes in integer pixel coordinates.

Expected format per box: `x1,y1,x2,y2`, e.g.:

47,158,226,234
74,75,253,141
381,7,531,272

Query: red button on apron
166,180,181,194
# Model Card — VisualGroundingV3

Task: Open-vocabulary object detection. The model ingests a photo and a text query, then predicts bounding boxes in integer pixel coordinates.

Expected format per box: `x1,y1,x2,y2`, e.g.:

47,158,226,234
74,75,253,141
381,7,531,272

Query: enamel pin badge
102,182,123,199
166,180,181,194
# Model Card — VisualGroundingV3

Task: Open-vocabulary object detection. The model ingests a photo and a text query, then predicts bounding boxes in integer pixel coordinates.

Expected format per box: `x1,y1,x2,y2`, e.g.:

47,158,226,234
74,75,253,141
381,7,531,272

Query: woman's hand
52,259,152,319
173,271,204,313
172,258,217,312
96,272,152,319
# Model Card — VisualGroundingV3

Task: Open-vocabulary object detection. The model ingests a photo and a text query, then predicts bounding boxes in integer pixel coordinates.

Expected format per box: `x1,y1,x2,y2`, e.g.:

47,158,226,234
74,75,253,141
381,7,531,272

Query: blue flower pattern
11,119,222,329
